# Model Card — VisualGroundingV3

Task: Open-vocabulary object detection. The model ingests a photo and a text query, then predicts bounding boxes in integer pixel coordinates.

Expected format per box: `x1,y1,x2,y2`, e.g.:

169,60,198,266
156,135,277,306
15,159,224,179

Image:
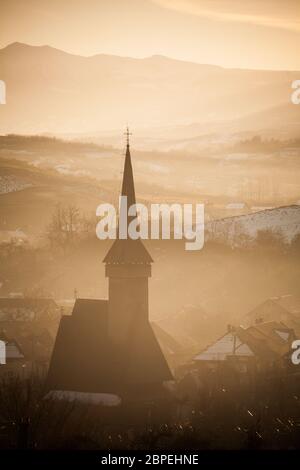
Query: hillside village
1,294,300,379
0,0,300,459
1,292,300,448
0,133,299,449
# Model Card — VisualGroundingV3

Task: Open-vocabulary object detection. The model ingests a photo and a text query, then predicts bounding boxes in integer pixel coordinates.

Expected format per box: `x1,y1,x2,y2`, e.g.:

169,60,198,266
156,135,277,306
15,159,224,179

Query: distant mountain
0,42,299,137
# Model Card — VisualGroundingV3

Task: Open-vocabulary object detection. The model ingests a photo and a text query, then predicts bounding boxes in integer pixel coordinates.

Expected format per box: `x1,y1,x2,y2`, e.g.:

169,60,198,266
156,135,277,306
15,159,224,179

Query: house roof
0,332,25,360
0,322,54,360
248,321,293,340
194,331,255,362
246,298,290,321
278,316,300,337
244,297,300,337
47,298,172,394
245,321,294,356
272,295,300,316
246,296,300,324
237,326,281,360
193,321,289,363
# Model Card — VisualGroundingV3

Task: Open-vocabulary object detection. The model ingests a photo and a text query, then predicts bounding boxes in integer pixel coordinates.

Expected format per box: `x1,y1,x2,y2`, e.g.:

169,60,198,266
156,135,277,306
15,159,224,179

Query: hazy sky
0,0,300,70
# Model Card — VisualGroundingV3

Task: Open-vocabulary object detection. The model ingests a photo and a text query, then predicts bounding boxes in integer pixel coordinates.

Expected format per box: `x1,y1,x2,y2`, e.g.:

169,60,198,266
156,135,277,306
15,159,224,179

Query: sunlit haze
0,0,300,70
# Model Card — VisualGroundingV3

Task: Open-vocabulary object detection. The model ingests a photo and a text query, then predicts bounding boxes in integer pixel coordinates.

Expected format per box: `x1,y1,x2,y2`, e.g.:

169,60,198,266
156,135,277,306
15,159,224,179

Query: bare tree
47,204,81,252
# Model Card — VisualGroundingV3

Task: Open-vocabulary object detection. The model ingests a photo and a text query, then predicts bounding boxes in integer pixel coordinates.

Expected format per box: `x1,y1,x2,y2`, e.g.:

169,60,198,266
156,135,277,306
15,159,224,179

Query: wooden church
46,132,172,402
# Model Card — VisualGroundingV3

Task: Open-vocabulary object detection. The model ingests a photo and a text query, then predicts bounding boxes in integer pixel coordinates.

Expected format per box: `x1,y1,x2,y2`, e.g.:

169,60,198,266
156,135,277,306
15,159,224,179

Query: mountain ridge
2,42,299,73
0,42,299,137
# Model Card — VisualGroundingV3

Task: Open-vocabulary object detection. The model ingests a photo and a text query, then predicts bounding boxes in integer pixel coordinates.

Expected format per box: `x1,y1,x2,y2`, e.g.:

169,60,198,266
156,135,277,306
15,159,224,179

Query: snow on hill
205,205,300,246
0,175,33,195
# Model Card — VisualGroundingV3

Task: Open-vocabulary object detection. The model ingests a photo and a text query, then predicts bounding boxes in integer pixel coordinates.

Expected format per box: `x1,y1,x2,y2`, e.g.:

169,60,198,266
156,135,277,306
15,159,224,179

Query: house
46,132,172,405
0,297,59,323
193,327,257,375
0,298,59,376
0,331,27,378
192,321,296,376
0,321,55,375
272,294,300,316
245,321,295,359
244,295,300,327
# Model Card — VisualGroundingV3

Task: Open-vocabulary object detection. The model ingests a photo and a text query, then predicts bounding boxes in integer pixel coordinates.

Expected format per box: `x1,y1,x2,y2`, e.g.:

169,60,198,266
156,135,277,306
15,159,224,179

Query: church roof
125,316,173,384
47,299,110,393
103,238,153,264
47,298,172,394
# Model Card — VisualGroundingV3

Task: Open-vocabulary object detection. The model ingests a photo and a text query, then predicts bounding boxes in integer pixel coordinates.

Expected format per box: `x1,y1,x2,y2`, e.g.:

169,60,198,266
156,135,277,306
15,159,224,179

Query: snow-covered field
205,205,300,246
0,229,28,244
0,175,33,195
45,390,121,406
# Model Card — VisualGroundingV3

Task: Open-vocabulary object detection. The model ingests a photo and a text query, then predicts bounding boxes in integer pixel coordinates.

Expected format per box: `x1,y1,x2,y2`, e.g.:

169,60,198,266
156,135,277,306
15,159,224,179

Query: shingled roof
103,238,153,265
47,299,172,394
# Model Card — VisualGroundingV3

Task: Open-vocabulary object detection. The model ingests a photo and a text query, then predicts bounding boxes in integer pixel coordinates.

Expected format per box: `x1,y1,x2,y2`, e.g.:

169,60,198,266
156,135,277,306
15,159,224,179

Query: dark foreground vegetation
0,368,299,450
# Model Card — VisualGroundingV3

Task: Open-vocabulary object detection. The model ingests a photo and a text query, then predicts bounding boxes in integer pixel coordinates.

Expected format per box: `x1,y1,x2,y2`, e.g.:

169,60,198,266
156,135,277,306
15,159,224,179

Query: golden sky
0,0,300,70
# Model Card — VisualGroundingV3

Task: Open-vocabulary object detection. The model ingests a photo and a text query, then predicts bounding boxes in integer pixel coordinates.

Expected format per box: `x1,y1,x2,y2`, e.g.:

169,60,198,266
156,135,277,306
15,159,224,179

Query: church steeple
119,127,136,225
103,128,152,265
104,128,153,345
121,127,136,206
46,128,172,395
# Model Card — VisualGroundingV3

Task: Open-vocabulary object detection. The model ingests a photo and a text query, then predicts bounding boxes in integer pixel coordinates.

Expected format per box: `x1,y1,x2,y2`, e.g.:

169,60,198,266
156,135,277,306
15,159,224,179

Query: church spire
103,127,153,265
125,125,131,148
121,126,136,209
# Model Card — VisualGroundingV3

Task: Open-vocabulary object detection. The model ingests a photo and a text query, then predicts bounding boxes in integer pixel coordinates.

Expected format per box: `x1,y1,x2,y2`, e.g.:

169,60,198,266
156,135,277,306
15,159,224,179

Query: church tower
46,128,172,399
103,129,153,346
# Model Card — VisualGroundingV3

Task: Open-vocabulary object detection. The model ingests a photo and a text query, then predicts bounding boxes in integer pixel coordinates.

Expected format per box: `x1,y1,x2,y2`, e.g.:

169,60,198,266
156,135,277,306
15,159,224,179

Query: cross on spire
124,126,132,148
